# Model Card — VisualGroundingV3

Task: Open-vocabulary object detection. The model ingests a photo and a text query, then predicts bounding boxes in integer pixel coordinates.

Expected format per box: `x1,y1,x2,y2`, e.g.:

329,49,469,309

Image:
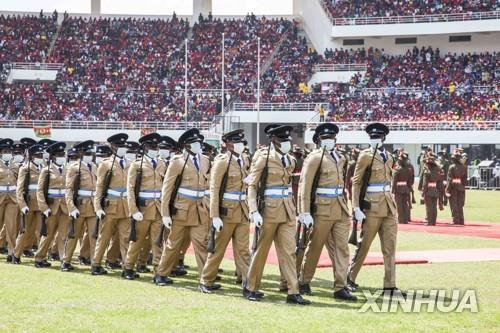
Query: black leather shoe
61,262,74,272
78,256,91,266
35,260,51,268
121,269,138,280
105,260,122,269
243,287,263,299
215,275,221,281
334,288,358,301
22,250,34,257
382,288,407,298
299,283,312,296
178,259,189,269
245,291,262,302
6,255,12,263
347,278,358,292
91,266,108,275
218,268,224,273
0,247,7,255
154,275,173,286
136,265,151,273
199,283,221,293
49,253,60,261
12,256,21,264
170,267,187,277
286,294,311,305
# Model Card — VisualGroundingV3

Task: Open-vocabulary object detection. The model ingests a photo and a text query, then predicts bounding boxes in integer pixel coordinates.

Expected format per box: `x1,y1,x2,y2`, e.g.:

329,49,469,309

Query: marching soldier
348,123,404,296
34,142,70,268
95,145,112,166
422,153,444,226
121,133,163,280
91,133,130,275
155,128,210,286
392,152,413,224
245,124,310,305
61,140,97,271
199,129,251,293
446,150,467,225
0,139,20,262
297,124,356,301
13,144,45,263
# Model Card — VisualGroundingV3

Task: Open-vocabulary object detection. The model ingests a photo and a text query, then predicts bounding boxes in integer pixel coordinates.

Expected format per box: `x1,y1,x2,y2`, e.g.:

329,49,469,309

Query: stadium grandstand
0,0,498,162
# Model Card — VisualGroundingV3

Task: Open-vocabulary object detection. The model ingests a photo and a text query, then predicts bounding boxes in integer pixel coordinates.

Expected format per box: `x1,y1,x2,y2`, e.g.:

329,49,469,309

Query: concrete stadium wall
308,70,363,85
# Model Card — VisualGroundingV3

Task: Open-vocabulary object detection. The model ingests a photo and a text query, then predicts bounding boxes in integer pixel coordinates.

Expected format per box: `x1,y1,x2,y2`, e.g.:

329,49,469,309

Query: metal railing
306,121,500,131
233,103,326,112
467,166,500,189
0,120,212,130
313,63,367,72
10,62,63,71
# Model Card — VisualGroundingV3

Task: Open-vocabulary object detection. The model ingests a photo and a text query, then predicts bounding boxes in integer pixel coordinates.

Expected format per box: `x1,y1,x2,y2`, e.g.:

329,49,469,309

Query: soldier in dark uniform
392,152,413,224
446,150,467,225
417,145,432,199
422,153,444,226
438,149,450,207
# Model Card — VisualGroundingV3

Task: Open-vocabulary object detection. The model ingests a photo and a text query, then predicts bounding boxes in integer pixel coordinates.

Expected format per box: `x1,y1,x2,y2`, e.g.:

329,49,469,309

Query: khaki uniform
123,157,163,272
92,157,130,267
446,162,467,225
246,149,299,295
35,163,70,261
391,163,413,224
63,161,97,263
200,152,250,286
14,162,42,258
422,163,444,226
157,153,210,277
349,148,397,289
298,149,350,291
0,160,20,255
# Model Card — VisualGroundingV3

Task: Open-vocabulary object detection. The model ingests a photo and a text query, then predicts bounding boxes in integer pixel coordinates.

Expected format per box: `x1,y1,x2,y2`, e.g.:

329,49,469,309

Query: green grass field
0,189,498,332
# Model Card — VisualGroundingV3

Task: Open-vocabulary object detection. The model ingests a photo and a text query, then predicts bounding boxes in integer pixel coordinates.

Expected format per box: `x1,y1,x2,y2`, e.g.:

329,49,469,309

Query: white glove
212,217,224,232
43,208,51,218
162,216,172,229
353,207,366,223
250,211,263,228
132,211,144,221
96,209,106,220
299,213,314,228
70,209,80,219
21,206,29,215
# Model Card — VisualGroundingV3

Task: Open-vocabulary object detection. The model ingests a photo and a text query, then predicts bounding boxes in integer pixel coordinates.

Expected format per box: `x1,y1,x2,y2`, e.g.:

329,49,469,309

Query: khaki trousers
0,200,20,255
63,216,97,263
124,219,162,271
246,219,299,295
14,210,42,258
201,222,250,286
92,215,129,267
35,213,70,261
300,214,350,291
349,214,398,288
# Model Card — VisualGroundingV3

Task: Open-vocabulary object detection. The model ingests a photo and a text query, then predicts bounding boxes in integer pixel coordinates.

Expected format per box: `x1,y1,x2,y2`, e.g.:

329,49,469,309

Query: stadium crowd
322,0,499,19
0,13,498,123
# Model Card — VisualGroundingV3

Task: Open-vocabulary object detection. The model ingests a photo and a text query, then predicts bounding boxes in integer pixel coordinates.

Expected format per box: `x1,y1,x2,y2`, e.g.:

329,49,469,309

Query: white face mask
1,154,12,162
321,139,336,151
43,152,50,160
116,147,127,158
33,158,44,166
189,142,202,155
125,153,136,161
158,149,170,159
14,154,24,163
146,150,158,159
278,141,291,154
369,139,382,149
82,155,93,164
95,157,104,165
55,157,66,166
233,142,245,155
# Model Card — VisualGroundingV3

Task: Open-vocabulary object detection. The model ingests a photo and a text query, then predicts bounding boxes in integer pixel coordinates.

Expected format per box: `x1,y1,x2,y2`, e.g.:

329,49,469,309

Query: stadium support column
91,0,101,16
193,0,212,23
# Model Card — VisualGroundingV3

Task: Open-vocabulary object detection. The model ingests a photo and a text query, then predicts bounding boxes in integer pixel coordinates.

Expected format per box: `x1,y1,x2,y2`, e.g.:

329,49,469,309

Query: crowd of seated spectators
0,14,57,79
323,0,499,19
